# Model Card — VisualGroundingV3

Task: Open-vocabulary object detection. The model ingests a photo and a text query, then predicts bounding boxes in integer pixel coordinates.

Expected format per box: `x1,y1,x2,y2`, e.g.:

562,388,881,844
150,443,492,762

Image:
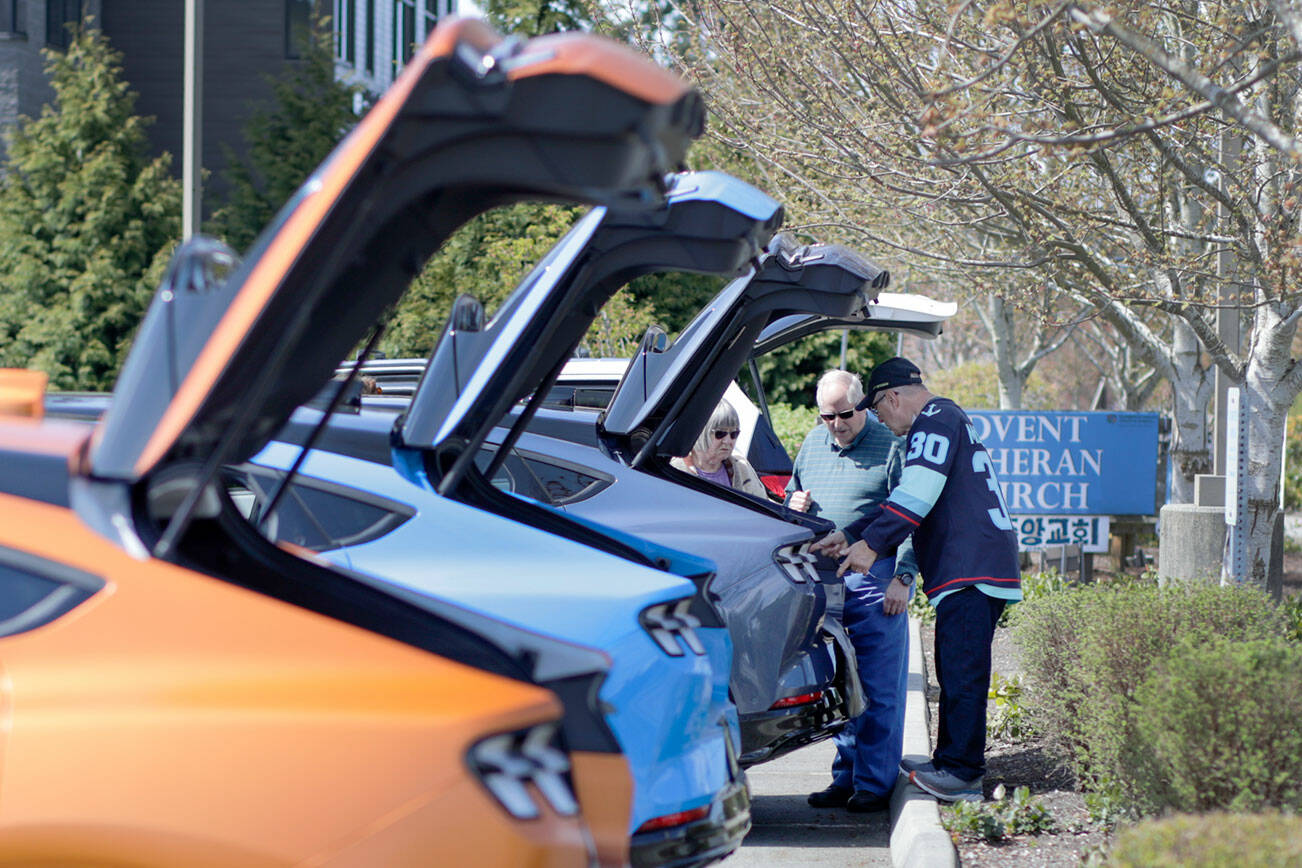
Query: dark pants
830,557,909,797
933,586,1005,780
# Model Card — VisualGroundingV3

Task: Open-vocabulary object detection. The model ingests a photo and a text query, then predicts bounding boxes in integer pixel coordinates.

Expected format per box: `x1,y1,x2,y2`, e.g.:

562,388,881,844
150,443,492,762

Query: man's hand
787,489,814,512
883,578,909,615
836,540,878,577
810,530,846,556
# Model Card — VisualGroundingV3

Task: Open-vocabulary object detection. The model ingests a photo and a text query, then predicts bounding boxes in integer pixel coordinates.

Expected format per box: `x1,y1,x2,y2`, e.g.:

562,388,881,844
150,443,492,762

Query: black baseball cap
856,357,923,410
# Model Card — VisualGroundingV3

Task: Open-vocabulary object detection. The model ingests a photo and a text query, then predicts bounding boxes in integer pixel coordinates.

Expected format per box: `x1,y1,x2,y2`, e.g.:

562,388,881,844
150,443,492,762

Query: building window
45,0,80,49
285,0,313,59
394,0,416,66
364,0,375,73
0,0,25,36
334,0,355,63
421,1,435,40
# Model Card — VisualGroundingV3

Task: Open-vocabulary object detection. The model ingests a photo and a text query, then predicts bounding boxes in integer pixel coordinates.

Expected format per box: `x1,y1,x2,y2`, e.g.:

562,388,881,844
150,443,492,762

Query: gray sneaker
909,767,983,802
899,756,935,776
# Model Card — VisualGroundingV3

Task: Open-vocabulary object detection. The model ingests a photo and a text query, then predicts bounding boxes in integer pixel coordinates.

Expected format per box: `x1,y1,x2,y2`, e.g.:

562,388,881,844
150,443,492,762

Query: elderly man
818,357,1022,803
786,369,917,813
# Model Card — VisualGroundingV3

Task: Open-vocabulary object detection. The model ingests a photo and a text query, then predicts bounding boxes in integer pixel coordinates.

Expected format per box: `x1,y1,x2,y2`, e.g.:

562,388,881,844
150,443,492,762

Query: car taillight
769,690,824,710
760,474,790,499
467,722,579,819
639,597,706,656
774,543,819,585
635,805,710,833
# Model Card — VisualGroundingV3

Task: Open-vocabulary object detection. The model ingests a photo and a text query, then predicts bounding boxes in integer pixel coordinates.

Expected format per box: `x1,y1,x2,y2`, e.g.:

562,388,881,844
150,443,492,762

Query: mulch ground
918,621,1110,866
917,547,1302,865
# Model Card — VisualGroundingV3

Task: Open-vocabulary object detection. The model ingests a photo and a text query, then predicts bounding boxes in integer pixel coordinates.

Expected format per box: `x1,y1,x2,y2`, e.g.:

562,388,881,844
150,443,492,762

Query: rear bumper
628,780,751,868
737,685,847,766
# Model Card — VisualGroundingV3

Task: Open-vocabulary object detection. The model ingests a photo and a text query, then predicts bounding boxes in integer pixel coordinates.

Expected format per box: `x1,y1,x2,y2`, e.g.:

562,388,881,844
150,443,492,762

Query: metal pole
839,329,848,369
1212,134,1241,475
182,0,204,239
1224,387,1248,583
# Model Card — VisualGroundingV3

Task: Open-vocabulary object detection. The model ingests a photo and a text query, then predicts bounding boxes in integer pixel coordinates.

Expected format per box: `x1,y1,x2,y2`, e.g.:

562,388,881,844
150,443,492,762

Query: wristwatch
893,572,915,588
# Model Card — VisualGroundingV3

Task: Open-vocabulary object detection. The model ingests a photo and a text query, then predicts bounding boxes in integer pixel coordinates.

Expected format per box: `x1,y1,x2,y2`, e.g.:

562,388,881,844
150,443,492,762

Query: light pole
182,0,203,239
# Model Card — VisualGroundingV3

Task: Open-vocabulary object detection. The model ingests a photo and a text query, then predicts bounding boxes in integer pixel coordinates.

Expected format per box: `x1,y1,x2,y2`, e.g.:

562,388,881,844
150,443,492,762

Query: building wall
334,0,454,98
0,1,106,157
100,0,321,207
0,1,459,206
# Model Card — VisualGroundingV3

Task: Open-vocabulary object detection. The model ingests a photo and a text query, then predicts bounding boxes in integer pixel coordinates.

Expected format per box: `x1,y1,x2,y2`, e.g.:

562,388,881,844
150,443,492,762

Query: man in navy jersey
812,357,1021,802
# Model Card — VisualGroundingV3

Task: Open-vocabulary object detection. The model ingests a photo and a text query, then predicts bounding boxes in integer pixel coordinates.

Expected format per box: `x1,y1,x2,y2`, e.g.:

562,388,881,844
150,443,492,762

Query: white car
339,356,792,494
338,289,955,499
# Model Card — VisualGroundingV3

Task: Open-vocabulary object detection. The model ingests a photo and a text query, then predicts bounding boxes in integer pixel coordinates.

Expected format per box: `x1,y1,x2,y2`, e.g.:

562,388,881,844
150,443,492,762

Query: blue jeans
933,586,1005,780
830,556,909,797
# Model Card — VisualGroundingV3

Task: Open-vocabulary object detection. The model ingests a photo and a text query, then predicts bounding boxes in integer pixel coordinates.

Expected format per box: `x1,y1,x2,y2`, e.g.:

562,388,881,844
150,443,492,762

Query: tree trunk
984,295,1024,410
1228,300,1298,596
1167,316,1213,504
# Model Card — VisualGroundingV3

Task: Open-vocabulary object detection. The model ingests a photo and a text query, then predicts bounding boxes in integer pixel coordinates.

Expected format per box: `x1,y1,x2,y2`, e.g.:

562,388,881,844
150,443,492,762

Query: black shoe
846,791,891,813
807,784,853,808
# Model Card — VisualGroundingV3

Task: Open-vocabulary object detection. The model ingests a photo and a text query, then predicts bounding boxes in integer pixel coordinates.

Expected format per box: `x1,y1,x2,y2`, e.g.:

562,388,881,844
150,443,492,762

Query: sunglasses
712,429,741,440
868,391,891,417
819,409,856,421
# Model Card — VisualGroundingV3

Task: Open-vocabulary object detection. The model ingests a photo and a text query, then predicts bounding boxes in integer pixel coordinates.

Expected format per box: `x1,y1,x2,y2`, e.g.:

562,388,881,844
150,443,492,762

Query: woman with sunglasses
671,399,767,496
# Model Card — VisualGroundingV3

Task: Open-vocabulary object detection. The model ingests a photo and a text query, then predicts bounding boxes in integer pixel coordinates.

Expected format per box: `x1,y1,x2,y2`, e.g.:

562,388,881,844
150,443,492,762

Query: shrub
998,567,1072,627
987,672,1030,742
1011,581,1287,807
1127,637,1302,814
942,784,1055,841
1021,568,1072,602
908,587,936,624
1284,594,1302,643
1106,811,1302,867
767,402,820,460
1284,412,1302,509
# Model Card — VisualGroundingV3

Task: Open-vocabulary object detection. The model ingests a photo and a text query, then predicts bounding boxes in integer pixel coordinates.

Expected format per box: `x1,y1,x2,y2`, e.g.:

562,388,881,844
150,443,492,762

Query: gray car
485,246,955,763
331,234,952,765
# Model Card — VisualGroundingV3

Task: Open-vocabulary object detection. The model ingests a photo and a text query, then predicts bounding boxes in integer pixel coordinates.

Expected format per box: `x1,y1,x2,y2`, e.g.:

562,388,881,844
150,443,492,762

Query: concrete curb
888,616,957,868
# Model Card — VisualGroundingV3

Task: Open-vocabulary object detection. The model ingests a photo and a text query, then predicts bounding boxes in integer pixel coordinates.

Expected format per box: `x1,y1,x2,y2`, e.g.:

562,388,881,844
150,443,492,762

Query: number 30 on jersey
907,431,949,464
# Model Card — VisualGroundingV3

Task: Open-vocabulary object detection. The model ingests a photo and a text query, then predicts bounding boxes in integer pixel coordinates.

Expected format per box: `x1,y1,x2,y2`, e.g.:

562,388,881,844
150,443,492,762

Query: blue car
235,170,783,868
228,170,782,866
236,439,744,867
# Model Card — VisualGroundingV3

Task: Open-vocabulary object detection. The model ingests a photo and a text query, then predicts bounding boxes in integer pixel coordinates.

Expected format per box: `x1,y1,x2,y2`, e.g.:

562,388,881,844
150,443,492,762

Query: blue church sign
967,411,1159,517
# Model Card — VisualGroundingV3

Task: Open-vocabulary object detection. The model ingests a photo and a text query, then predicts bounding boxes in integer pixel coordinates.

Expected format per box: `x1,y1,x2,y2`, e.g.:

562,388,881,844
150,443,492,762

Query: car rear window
0,548,104,638
230,467,414,552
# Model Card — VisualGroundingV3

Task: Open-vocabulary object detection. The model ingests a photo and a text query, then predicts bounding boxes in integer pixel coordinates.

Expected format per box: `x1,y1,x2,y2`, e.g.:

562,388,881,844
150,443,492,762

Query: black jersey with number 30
845,397,1020,599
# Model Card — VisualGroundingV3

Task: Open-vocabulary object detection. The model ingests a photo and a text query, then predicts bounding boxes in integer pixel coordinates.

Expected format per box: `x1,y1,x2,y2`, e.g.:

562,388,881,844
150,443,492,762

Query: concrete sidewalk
722,617,956,867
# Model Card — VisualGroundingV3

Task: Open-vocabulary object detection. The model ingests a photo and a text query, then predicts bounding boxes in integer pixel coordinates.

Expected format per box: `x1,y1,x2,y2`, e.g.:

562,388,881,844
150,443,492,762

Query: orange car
0,414,595,866
0,17,704,867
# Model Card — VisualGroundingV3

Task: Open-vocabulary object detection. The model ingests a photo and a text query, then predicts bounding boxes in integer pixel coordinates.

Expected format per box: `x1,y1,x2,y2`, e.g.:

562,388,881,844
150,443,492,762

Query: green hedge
1129,637,1302,813
767,402,820,459
1107,812,1302,866
1010,579,1287,809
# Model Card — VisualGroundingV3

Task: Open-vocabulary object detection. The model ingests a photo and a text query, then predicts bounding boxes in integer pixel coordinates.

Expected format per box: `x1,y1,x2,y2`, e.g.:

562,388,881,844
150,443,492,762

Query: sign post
1224,387,1248,583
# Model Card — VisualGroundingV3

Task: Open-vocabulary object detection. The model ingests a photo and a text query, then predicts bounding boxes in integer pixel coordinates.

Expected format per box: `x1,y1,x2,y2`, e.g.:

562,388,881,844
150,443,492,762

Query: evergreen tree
0,24,181,390
209,25,359,253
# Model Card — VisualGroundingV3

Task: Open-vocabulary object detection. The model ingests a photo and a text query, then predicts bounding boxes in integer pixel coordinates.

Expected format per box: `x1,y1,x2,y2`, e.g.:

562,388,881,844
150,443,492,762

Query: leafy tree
625,270,721,334
754,330,895,408
383,203,581,356
208,24,359,253
648,0,1302,585
481,0,592,36
0,23,180,390
577,286,660,358
383,201,663,359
